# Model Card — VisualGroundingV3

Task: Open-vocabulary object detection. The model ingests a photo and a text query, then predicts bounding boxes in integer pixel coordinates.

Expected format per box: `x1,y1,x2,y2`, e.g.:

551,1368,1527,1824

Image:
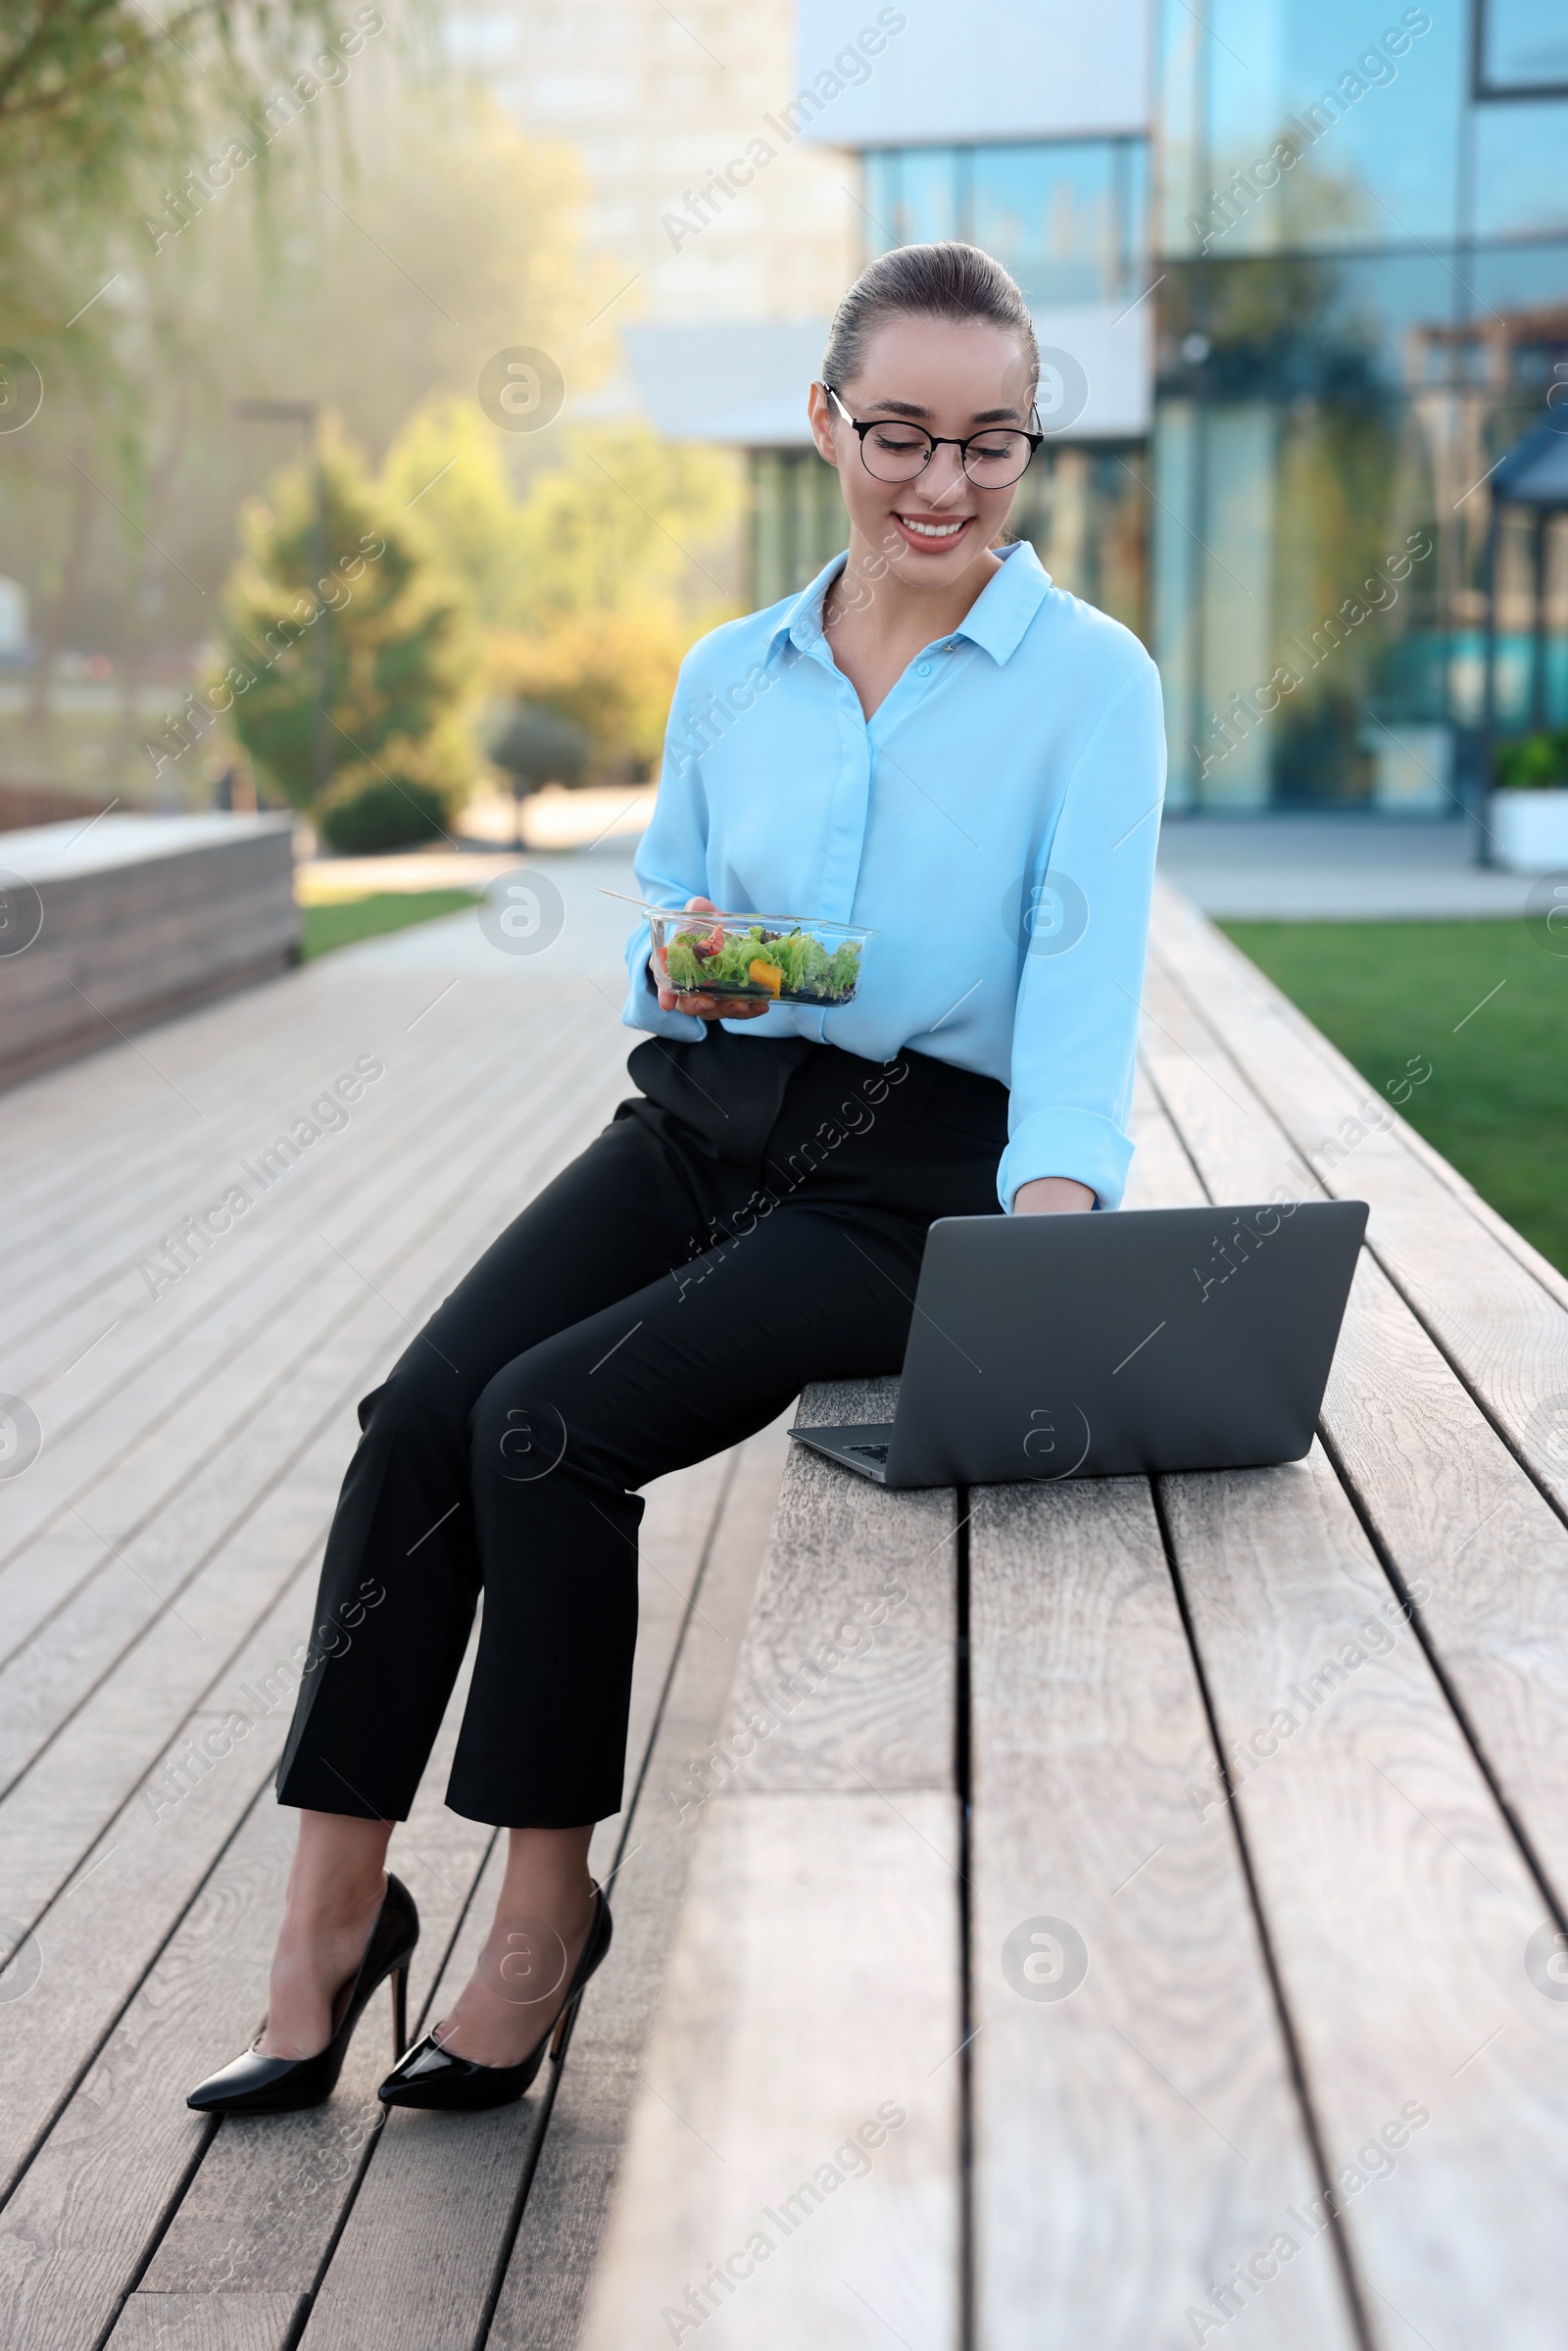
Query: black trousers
274,1031,1007,1828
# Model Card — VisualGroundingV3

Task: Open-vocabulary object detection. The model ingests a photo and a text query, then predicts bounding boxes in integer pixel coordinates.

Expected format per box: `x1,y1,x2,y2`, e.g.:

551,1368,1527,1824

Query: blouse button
915,661,932,676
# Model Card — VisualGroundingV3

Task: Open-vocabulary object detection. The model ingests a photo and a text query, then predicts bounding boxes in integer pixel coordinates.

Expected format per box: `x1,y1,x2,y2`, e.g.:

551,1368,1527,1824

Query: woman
188,239,1164,2119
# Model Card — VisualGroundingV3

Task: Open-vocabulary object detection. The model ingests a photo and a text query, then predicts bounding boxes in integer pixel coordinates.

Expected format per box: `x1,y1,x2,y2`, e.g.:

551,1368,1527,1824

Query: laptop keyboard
847,1443,890,1462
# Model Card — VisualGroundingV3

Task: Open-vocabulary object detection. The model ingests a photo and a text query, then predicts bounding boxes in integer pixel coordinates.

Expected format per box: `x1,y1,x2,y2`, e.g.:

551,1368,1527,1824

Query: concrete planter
1488,788,1568,873
0,811,297,1088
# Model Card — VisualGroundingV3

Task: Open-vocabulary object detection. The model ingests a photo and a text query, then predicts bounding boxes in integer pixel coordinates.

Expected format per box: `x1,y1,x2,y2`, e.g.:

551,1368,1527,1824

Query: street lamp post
233,399,329,808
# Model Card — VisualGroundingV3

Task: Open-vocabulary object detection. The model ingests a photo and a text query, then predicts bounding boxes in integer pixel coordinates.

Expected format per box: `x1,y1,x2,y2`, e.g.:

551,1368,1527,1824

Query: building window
1157,0,1465,258
1007,446,1149,642
864,146,960,249
1470,96,1568,236
750,450,848,610
861,138,1148,305
1473,0,1568,98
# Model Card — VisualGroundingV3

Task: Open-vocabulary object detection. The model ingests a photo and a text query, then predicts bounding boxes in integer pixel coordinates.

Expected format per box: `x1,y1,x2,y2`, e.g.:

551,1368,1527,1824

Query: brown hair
821,241,1040,400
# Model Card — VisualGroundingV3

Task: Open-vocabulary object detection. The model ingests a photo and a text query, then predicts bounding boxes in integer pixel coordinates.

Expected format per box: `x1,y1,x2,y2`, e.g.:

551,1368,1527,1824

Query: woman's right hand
654,897,772,1022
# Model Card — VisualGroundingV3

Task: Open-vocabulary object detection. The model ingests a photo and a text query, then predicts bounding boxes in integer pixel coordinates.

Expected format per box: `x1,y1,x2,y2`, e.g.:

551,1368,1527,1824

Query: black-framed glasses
823,384,1043,488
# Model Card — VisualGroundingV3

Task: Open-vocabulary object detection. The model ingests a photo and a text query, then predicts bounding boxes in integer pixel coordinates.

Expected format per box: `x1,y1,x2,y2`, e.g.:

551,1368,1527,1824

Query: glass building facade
1154,0,1568,808
750,2,1568,815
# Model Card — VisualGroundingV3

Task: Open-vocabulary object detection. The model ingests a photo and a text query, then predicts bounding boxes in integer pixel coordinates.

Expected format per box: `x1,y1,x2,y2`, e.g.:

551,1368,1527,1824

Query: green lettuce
666,921,861,1003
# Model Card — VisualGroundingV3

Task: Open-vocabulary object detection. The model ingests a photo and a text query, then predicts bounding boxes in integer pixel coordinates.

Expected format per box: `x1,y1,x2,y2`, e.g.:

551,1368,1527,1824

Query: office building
496,0,1568,812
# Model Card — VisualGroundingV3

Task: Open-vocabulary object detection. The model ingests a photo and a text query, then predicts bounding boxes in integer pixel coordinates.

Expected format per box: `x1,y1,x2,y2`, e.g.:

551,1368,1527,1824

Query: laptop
789,1200,1367,1489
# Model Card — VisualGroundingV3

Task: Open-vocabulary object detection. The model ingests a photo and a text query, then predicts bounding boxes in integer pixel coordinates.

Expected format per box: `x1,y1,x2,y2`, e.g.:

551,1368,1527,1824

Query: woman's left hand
1014,1177,1095,1214
654,895,773,1021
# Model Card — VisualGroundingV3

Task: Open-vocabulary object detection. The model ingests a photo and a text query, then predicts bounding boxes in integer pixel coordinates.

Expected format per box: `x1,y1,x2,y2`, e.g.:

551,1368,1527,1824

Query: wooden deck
2,878,1566,2350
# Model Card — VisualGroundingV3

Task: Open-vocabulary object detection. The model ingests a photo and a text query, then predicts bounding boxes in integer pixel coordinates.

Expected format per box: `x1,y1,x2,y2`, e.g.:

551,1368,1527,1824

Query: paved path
1157,813,1541,919
301,815,1546,926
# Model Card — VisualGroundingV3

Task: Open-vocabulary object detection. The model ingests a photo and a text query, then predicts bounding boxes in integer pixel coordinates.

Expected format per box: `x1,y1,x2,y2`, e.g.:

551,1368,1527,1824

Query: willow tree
0,2,348,370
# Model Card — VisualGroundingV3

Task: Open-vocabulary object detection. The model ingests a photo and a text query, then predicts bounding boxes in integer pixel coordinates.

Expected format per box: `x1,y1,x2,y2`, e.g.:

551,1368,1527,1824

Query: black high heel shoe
187,1872,419,2116
377,1884,612,2113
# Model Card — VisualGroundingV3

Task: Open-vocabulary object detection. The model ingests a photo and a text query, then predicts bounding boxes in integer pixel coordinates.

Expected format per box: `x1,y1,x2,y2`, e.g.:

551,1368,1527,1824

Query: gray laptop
790,1200,1367,1489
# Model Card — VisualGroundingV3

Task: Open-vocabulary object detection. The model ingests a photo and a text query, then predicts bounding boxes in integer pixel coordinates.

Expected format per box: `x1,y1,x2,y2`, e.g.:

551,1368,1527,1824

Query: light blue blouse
620,539,1165,1211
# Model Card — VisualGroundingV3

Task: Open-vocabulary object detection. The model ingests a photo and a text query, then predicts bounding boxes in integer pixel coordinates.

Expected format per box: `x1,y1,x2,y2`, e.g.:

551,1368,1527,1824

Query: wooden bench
0,811,297,1089
576,880,1568,2350
2,880,1565,2350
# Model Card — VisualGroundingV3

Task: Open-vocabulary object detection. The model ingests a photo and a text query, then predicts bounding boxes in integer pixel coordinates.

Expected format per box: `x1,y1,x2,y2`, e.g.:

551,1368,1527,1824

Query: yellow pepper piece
748,956,783,995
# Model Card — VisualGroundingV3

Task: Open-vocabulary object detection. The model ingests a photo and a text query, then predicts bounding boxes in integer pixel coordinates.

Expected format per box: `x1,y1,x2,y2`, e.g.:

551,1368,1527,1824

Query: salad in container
619,899,874,1007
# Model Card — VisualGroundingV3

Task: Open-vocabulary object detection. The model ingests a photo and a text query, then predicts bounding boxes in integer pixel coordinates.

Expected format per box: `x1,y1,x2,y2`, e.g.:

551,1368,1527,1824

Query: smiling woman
187,240,1167,2133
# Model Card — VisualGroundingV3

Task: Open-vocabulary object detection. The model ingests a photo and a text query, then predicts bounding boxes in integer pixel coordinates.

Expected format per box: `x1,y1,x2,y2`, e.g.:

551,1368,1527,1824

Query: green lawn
1220,921,1568,1275
300,890,481,959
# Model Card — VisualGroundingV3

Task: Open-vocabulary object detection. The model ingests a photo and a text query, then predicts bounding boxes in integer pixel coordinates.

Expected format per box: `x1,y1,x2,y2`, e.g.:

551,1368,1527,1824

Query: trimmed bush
489,701,590,795
1494,730,1568,790
319,778,450,856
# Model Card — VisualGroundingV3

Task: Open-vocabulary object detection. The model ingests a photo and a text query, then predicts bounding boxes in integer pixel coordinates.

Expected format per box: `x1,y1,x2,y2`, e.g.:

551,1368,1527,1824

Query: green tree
488,610,697,779
378,408,743,779
504,423,742,628
219,418,477,824
378,410,742,633
1,83,609,800
379,394,524,627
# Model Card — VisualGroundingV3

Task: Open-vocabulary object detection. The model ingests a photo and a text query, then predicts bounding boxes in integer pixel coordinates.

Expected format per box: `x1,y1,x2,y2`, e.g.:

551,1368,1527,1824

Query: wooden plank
0,1568,391,2214
0,993,612,1570
1148,884,1568,1511
124,1765,494,2324
486,1420,791,2350
1131,977,1568,2335
574,1789,959,2351
1123,1066,1207,1211
1133,955,1294,1204
1,982,538,1368
1163,1444,1568,2348
0,1421,370,1949
294,1833,532,2350
109,2294,307,2350
715,1377,955,1794
291,1433,784,2351
0,1030,605,1672
0,911,387,1168
1321,1253,1568,1909
0,957,397,1237
0,1775,318,2349
970,1473,1358,2349
0,1657,489,2351
1134,963,1568,1924
2,958,559,1318
109,1632,491,2351
0,939,584,1270
16,897,296,1013
569,1382,961,2351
